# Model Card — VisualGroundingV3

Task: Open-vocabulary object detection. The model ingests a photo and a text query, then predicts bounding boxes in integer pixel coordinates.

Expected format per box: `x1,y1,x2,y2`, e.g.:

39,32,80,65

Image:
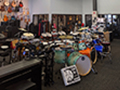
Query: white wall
81,0,120,14
29,0,50,14
81,0,92,23
98,0,120,14
29,0,83,22
51,0,82,14
82,0,93,14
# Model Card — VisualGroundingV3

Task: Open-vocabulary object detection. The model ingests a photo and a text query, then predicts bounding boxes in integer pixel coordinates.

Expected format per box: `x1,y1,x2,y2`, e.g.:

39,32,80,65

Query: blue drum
94,45,103,52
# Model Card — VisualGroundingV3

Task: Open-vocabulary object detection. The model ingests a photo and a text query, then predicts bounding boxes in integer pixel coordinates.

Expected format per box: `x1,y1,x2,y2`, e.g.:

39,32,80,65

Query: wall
81,0,92,23
29,0,83,22
98,0,120,14
51,0,82,14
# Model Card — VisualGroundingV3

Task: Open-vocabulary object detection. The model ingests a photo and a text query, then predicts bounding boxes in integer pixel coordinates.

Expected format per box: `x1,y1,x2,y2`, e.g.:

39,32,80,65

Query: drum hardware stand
100,52,112,64
91,64,98,74
39,45,55,87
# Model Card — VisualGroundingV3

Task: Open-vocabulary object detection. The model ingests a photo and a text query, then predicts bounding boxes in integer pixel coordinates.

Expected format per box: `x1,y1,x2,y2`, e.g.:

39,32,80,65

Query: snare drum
67,52,92,76
54,50,66,64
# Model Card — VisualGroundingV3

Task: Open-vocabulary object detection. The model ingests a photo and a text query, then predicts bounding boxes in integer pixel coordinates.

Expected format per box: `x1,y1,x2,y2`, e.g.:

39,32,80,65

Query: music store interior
0,0,120,90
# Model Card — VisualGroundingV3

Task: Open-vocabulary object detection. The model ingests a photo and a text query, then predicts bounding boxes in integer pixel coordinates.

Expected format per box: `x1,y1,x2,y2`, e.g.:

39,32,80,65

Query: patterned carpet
28,39,120,90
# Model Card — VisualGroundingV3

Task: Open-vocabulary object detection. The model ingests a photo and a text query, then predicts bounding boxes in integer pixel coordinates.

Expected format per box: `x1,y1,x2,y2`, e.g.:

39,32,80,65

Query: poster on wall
92,11,98,25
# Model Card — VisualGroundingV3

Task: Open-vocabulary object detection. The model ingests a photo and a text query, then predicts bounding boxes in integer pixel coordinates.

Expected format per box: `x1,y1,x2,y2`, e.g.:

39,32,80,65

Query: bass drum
54,50,65,64
79,47,97,64
67,52,92,76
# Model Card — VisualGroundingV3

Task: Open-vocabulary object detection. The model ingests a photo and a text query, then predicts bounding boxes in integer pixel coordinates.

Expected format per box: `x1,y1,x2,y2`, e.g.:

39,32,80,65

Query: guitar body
19,1,23,7
4,1,9,6
8,6,12,13
3,15,8,22
0,6,5,11
11,0,16,8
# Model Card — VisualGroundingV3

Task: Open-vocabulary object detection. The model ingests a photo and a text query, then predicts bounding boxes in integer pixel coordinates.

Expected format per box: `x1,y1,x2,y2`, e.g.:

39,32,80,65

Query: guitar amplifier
61,65,81,86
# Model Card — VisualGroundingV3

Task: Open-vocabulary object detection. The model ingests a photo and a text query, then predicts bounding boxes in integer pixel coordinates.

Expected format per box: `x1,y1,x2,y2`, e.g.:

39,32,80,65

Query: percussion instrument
42,42,48,45
18,28,27,32
78,27,89,31
79,47,97,64
79,32,85,39
54,50,65,64
92,34,99,39
1,45,9,49
41,33,47,38
11,39,19,49
58,31,66,36
94,45,103,52
58,31,62,36
59,35,66,39
29,39,40,44
61,31,66,35
67,52,92,76
21,33,34,40
85,32,91,39
72,32,79,36
78,40,86,50
46,32,52,37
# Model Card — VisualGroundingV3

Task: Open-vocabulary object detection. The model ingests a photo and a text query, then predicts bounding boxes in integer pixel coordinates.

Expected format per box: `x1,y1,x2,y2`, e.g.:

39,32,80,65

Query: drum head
76,55,92,76
46,32,52,37
42,33,47,37
1,45,9,49
90,48,97,64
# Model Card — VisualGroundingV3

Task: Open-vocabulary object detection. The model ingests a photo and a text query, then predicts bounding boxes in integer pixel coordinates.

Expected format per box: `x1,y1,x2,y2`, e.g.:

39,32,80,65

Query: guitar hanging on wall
4,0,9,7
19,0,23,8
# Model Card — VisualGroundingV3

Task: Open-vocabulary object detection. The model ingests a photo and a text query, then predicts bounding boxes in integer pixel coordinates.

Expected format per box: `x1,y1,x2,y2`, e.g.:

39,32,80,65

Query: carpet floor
28,39,120,90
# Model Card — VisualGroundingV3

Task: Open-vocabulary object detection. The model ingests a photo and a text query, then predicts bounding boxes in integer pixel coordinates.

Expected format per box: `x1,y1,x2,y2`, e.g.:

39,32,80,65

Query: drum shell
54,50,65,64
67,52,82,65
79,47,97,64
67,52,92,76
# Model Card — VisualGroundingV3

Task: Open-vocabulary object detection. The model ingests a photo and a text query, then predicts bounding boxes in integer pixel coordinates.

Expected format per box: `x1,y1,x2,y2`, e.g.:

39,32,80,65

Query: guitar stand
91,64,98,74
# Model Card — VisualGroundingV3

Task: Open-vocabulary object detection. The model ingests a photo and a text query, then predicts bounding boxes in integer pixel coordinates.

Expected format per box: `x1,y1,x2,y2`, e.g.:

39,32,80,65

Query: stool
100,41,112,64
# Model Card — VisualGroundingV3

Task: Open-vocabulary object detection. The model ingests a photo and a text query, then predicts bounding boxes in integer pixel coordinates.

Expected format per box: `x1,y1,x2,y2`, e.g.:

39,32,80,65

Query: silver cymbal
18,28,27,31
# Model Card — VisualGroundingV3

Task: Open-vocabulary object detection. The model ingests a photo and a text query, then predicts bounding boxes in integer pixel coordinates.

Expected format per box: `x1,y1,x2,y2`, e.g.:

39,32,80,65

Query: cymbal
78,27,89,31
18,28,27,31
59,35,73,39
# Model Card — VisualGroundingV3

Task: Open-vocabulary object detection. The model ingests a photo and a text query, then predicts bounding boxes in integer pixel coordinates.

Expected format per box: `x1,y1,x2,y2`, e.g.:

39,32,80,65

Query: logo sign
61,65,81,86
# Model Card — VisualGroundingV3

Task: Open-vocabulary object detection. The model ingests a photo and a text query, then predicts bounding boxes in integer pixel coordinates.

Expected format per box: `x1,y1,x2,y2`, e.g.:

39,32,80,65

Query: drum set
12,27,112,78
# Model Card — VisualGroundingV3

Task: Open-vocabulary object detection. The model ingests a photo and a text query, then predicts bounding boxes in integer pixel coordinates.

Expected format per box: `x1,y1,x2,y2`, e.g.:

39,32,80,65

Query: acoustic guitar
15,0,19,12
8,6,12,13
11,0,16,8
4,0,9,6
3,14,8,22
26,8,29,15
19,0,23,8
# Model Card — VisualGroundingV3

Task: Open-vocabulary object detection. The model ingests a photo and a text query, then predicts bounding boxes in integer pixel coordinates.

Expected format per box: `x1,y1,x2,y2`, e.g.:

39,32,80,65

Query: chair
99,41,112,64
